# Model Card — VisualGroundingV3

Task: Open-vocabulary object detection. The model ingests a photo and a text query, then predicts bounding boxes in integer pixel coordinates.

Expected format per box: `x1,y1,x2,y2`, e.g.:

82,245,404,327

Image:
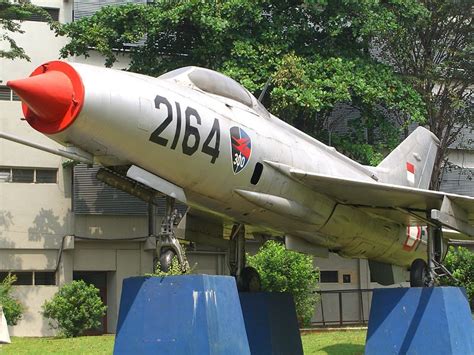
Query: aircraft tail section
376,127,439,189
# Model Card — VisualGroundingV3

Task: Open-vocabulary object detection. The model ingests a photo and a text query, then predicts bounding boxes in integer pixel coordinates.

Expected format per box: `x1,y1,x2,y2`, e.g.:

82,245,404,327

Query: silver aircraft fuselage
7,61,446,270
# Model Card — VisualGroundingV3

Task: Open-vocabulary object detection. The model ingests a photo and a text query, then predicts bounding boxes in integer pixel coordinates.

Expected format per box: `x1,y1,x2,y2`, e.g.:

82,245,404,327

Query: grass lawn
0,330,366,354
0,335,115,354
302,330,366,354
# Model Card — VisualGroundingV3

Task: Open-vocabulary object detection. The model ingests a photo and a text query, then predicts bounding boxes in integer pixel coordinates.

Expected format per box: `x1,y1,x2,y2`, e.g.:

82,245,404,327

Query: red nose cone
8,71,73,122
7,61,84,134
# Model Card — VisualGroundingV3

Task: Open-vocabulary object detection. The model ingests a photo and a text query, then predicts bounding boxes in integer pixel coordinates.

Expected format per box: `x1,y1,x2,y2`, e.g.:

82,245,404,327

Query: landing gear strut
228,223,261,292
410,223,454,287
150,197,188,273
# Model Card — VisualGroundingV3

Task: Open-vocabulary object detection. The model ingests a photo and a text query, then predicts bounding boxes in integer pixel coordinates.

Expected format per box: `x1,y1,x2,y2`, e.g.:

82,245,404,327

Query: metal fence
312,289,374,327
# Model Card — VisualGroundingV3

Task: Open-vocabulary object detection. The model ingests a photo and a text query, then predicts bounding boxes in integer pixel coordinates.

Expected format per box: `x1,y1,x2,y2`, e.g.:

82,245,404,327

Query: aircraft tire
238,267,261,292
410,259,429,287
159,249,176,273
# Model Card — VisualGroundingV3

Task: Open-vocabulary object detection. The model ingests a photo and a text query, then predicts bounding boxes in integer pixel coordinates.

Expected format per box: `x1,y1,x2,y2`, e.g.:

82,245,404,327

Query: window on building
320,270,339,283
36,169,57,183
27,7,60,22
0,86,21,101
0,86,11,101
74,0,146,21
0,271,56,286
0,272,34,285
343,274,352,283
12,169,34,183
0,167,58,183
0,168,11,182
14,272,34,285
35,272,56,285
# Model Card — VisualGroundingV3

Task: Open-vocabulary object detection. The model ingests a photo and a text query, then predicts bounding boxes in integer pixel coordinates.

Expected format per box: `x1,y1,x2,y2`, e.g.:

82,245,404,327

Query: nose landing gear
151,197,188,273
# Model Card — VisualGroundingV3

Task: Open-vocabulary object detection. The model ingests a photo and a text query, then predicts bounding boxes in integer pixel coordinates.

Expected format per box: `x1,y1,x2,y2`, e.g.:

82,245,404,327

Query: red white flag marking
403,226,422,251
406,162,415,186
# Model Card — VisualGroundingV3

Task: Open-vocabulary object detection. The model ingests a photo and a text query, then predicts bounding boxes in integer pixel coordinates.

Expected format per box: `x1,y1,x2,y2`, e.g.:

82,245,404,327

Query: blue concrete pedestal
113,275,250,355
365,287,473,355
239,292,303,355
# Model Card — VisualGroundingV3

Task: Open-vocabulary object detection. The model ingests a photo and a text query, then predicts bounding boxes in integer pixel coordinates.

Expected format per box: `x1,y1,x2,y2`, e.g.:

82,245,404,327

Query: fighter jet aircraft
2,60,473,288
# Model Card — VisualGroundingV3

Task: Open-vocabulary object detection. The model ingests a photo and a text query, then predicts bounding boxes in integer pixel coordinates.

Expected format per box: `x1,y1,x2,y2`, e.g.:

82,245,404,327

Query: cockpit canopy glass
159,67,253,108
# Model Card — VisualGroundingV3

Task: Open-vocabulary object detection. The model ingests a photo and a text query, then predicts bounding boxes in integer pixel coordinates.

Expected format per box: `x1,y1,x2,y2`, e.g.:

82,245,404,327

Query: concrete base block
239,292,303,355
113,275,250,355
365,287,473,355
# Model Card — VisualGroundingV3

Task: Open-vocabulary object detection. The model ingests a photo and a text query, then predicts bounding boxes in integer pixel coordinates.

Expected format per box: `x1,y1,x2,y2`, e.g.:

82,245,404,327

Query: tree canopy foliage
57,1,472,174
57,0,428,165
440,246,473,307
372,0,473,188
0,0,50,60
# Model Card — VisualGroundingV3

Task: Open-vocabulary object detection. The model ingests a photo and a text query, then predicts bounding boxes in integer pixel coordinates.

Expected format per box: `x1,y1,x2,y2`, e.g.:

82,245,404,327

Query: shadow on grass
320,343,365,355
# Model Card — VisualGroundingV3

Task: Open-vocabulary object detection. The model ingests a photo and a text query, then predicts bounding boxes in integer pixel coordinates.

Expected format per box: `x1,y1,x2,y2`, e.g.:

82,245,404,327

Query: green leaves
0,273,24,326
57,0,437,166
0,0,53,60
440,246,474,307
42,280,106,337
247,240,319,325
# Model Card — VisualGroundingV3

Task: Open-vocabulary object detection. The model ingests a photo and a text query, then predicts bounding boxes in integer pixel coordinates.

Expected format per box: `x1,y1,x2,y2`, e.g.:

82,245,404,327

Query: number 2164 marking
149,95,220,164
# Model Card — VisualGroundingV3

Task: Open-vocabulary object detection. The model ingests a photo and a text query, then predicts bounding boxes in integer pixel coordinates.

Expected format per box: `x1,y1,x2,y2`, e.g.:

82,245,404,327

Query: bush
0,273,24,325
42,280,107,337
440,246,473,306
247,240,319,325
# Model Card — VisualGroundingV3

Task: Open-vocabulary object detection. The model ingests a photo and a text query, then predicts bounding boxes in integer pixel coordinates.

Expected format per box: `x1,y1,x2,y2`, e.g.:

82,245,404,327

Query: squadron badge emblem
230,126,251,174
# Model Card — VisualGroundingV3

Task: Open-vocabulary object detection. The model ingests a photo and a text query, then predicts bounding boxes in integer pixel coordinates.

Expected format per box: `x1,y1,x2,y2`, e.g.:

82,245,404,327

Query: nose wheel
158,249,177,273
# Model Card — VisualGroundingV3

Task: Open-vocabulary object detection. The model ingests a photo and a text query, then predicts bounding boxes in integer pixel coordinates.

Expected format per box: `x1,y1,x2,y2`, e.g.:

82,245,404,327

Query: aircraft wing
287,168,474,240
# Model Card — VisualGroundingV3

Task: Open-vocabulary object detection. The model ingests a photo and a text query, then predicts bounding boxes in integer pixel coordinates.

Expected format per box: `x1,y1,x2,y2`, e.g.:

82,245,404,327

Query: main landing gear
410,225,454,287
228,223,261,292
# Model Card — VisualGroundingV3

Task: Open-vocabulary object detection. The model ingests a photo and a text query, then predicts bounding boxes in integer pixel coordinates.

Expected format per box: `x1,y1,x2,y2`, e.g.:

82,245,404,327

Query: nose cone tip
10,71,74,123
9,61,84,134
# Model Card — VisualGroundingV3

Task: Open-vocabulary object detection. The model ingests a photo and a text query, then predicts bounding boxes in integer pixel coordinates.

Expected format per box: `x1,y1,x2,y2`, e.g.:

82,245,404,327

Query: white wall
8,286,59,337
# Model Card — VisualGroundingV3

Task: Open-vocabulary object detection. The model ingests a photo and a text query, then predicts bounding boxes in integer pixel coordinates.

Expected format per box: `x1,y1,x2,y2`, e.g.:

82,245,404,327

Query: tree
440,246,473,307
0,0,51,60
0,273,24,326
270,53,424,164
56,1,427,164
42,280,106,337
372,0,473,188
247,240,319,325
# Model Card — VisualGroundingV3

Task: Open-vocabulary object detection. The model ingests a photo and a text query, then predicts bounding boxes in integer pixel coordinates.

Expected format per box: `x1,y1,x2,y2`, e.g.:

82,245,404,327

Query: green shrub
247,240,319,325
440,246,473,306
42,280,107,337
0,273,24,325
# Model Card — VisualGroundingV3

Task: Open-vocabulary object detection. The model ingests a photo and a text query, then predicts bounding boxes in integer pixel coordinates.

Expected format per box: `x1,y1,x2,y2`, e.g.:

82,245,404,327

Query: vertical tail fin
376,127,439,189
